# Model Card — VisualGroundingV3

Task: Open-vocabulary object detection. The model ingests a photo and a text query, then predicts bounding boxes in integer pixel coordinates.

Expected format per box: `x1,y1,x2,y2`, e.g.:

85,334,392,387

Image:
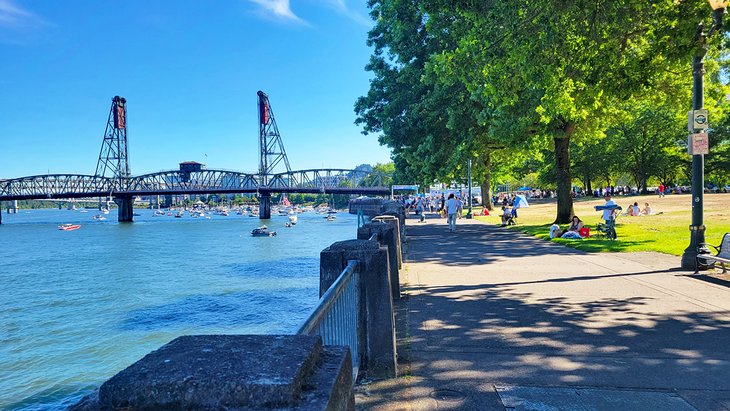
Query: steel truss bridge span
1,92,392,223
0,168,390,201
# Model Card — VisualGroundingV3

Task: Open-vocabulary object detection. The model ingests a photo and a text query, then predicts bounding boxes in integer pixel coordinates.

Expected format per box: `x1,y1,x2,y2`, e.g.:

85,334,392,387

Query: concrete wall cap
324,239,380,252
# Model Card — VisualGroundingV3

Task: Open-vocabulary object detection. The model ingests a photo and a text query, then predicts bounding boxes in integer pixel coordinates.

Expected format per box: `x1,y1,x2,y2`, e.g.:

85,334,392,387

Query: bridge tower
95,96,134,222
257,91,291,219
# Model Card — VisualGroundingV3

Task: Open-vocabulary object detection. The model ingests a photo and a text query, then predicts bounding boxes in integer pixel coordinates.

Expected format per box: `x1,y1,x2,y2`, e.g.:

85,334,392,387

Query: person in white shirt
500,206,512,226
642,202,653,215
602,194,617,223
445,193,462,232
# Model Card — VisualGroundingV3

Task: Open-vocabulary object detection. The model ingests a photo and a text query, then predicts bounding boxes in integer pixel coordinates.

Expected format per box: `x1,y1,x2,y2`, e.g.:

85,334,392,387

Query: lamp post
466,159,473,218
681,0,727,271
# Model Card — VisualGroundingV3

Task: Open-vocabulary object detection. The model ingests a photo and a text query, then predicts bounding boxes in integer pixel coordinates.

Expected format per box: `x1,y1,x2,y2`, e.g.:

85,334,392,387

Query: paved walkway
355,217,730,411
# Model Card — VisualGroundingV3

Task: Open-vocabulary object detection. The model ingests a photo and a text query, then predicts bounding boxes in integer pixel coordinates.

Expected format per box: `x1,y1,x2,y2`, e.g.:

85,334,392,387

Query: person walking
658,183,665,198
417,197,426,222
445,193,462,232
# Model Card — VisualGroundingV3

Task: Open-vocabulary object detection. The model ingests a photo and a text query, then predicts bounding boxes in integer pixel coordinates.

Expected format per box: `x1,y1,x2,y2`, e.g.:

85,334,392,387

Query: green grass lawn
474,193,730,256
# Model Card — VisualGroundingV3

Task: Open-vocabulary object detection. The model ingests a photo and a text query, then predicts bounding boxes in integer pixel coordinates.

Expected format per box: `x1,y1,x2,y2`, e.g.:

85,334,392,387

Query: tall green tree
609,104,686,193
424,0,713,222
356,0,493,193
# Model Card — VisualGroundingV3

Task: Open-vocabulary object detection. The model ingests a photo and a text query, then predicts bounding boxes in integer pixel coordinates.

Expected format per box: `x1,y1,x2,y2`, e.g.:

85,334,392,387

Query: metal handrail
369,233,378,241
297,260,360,381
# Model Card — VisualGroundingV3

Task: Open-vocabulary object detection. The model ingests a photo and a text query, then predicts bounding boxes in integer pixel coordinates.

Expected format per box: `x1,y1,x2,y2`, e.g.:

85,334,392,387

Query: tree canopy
356,0,730,222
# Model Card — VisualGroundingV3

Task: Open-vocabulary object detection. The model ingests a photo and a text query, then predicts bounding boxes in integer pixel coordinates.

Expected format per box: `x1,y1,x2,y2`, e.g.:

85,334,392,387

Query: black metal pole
466,159,473,219
681,54,707,270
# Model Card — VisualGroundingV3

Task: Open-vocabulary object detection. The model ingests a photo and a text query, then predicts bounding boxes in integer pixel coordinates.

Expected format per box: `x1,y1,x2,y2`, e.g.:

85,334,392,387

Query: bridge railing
297,260,360,382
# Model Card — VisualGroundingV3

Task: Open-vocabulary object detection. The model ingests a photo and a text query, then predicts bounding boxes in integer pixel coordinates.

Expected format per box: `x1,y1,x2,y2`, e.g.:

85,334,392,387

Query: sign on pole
688,132,709,155
692,109,709,130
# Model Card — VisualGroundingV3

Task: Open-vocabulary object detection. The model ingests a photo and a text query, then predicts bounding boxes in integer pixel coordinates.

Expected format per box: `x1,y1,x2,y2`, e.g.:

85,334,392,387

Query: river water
0,208,358,410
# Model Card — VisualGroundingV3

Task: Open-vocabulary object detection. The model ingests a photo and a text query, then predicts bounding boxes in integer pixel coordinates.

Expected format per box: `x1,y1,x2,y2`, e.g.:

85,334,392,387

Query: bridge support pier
114,196,134,223
259,194,271,219
11,200,18,214
0,202,3,224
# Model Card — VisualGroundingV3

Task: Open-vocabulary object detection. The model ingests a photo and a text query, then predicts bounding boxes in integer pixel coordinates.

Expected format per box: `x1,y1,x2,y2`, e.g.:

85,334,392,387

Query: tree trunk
554,124,575,224
481,150,493,210
584,177,592,195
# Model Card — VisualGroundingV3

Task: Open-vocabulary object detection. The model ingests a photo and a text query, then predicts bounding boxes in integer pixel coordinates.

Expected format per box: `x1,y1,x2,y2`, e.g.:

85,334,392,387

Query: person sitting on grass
567,216,584,232
500,206,511,226
626,203,636,216
549,224,563,238
632,202,641,216
642,202,653,215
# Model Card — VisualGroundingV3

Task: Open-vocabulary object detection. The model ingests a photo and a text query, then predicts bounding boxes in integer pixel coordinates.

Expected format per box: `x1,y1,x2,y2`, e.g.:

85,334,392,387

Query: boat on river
58,224,81,231
288,215,298,225
251,225,277,237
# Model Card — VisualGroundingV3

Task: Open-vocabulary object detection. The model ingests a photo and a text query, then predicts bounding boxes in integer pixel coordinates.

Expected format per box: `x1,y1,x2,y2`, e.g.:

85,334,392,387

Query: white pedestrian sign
692,109,709,130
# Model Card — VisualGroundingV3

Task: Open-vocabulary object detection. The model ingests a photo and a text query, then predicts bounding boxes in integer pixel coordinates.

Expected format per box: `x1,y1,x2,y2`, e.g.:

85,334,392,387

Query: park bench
697,233,730,274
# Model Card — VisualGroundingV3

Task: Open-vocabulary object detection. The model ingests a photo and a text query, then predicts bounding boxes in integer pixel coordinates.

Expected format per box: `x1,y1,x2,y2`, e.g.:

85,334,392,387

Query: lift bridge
0,92,390,223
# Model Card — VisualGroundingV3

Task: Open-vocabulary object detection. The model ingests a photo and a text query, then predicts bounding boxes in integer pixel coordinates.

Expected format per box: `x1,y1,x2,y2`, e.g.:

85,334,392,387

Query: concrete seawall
71,204,405,410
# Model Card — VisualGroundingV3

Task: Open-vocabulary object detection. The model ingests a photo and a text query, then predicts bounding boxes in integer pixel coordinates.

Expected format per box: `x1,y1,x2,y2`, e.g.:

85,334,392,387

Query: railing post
380,201,405,233
372,215,403,269
320,240,397,379
357,222,400,300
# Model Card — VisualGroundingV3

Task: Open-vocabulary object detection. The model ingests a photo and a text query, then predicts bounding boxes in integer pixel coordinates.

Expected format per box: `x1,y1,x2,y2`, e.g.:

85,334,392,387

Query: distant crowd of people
398,193,465,228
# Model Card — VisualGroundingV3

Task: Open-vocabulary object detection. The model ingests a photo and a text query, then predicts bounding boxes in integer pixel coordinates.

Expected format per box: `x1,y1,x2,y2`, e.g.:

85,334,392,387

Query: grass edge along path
473,193,730,256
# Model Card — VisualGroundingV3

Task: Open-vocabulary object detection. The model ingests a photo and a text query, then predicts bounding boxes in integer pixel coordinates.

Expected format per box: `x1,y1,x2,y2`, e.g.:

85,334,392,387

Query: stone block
70,334,355,410
348,198,384,218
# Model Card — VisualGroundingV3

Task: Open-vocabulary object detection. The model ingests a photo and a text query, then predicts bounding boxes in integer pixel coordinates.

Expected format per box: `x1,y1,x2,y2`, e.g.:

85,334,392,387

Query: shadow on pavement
356,219,730,411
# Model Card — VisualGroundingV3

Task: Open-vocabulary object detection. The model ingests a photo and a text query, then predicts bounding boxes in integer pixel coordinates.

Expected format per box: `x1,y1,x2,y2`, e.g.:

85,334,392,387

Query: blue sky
0,0,391,178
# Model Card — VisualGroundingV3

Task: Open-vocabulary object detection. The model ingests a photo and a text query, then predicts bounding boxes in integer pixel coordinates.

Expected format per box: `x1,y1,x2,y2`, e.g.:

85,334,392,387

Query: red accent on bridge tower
257,91,291,179
95,96,131,182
